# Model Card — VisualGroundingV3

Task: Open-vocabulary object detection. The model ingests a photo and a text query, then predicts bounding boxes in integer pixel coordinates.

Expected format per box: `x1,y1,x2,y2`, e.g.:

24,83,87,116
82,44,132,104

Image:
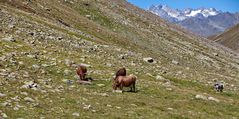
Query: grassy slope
210,23,239,52
0,0,239,118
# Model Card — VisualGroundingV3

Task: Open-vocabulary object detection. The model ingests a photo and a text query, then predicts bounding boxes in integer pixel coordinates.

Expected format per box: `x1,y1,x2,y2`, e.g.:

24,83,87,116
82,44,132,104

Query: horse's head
112,77,121,90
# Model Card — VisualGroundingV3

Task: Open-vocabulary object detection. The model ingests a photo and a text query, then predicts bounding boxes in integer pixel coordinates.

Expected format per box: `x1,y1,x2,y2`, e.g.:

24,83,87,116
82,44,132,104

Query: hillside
1,0,239,118
210,23,239,52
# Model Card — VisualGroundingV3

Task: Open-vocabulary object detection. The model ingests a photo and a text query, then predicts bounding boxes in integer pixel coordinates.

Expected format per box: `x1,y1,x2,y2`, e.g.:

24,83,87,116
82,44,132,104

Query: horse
76,65,87,80
114,68,126,80
113,75,137,92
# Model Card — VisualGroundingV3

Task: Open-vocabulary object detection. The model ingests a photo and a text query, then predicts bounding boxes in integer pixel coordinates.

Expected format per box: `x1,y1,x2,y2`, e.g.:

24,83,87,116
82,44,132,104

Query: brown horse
76,65,87,80
113,75,137,92
114,68,126,80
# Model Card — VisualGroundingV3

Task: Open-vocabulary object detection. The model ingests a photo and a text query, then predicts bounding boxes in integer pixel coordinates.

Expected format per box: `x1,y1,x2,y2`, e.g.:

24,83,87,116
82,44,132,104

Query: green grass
1,0,239,118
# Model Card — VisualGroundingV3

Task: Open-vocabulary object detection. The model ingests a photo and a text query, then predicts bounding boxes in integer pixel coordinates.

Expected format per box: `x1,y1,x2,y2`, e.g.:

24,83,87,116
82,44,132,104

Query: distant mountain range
148,5,239,37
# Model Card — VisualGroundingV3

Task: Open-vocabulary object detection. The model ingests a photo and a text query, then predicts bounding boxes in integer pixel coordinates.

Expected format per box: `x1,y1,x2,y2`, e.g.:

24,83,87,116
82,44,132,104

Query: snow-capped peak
148,4,220,21
184,8,219,17
161,5,181,18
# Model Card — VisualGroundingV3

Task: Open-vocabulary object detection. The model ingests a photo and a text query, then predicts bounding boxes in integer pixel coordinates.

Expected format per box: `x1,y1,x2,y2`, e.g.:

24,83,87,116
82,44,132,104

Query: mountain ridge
148,4,239,37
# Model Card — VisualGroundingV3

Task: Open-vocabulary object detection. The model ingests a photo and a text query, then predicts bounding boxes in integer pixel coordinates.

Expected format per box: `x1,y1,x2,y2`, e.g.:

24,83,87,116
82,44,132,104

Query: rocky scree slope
0,0,239,118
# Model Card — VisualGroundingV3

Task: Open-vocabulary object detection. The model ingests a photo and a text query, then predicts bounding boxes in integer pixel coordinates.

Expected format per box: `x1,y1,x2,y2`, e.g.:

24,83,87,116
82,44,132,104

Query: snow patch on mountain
148,5,220,21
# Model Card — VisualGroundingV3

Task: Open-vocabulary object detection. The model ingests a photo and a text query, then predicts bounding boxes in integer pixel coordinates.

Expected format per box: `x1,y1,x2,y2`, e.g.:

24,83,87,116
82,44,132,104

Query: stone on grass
77,80,92,85
172,60,179,65
3,37,16,42
97,84,105,87
113,90,123,93
24,97,35,102
208,97,220,103
0,93,6,97
2,113,7,118
195,94,207,100
83,105,91,110
1,102,11,107
72,112,80,117
156,75,166,80
143,57,154,63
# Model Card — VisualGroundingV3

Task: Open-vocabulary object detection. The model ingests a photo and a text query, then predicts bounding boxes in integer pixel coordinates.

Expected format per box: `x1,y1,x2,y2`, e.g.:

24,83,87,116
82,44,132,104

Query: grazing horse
76,65,87,80
113,75,137,92
114,68,126,80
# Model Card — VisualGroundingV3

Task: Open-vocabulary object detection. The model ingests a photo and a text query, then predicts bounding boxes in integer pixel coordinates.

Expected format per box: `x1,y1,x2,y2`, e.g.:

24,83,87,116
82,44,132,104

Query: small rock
41,64,49,67
172,60,179,65
79,63,91,67
106,104,112,107
28,32,35,36
3,36,16,42
72,112,80,117
13,106,19,110
166,88,172,91
27,54,37,59
2,113,7,118
195,94,207,100
208,97,220,103
156,75,166,80
24,97,35,102
115,106,121,109
113,90,122,93
99,93,108,97
131,104,137,107
85,15,91,18
0,93,6,97
77,80,92,85
213,53,219,56
97,84,105,87
20,92,28,96
32,64,40,69
1,102,11,107
18,61,24,65
57,37,63,40
143,57,154,63
83,105,91,110
167,108,173,111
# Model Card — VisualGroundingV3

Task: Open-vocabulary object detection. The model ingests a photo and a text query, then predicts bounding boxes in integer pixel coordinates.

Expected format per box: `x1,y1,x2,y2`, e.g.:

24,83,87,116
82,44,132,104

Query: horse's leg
120,83,123,91
83,74,86,80
80,74,83,80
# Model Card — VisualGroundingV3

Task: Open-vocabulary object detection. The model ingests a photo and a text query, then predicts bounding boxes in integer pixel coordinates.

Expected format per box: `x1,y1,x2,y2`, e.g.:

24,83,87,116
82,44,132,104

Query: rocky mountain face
148,5,239,37
1,0,239,118
210,23,239,52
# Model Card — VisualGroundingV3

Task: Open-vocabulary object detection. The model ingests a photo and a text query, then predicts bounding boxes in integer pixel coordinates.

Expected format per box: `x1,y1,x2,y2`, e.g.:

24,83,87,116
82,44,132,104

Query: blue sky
127,0,239,13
